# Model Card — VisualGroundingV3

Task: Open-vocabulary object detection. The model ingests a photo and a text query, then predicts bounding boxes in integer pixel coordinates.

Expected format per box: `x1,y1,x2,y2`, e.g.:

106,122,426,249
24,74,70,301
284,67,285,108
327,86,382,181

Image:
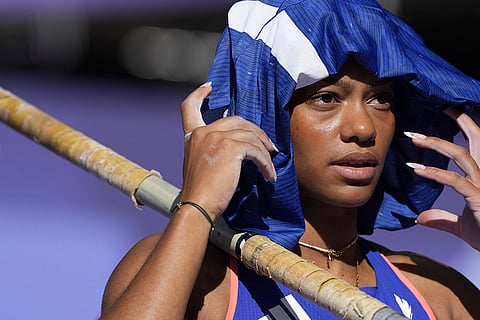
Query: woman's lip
332,152,378,166
332,165,376,182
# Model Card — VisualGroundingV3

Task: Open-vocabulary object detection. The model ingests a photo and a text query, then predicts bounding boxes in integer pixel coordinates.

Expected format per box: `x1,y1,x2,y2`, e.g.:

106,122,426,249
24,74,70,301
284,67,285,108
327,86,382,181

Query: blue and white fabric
202,0,480,250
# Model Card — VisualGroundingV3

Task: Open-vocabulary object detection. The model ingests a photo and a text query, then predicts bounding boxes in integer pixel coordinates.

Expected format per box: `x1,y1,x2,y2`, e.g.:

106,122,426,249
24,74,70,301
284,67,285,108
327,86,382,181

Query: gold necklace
298,235,360,287
298,233,358,262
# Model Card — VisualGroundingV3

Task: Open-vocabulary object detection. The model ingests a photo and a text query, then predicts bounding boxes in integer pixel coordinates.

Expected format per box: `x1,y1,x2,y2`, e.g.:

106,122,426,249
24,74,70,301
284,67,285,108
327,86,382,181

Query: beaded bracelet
171,201,215,235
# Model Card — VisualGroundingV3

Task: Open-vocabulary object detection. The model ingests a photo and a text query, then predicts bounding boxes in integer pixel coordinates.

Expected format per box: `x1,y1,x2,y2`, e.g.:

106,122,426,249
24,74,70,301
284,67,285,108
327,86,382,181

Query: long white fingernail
200,81,212,88
271,163,277,182
404,131,427,140
270,139,279,153
406,162,426,170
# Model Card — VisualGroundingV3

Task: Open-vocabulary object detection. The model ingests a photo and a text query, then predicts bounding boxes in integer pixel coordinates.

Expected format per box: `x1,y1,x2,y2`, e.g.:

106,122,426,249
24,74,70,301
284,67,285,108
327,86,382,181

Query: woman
100,1,480,319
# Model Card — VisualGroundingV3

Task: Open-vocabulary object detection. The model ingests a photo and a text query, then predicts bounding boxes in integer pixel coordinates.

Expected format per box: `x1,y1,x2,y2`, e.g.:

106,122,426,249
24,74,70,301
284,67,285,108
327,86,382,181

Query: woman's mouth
331,153,378,183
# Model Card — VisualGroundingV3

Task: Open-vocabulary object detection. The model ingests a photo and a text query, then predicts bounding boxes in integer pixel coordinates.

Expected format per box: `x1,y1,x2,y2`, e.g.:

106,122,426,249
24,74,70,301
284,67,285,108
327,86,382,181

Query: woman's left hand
406,107,480,251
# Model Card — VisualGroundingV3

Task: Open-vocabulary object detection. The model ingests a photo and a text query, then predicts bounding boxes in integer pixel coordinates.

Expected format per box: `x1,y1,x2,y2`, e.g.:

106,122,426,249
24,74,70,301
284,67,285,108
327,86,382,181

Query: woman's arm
100,204,213,319
99,83,277,319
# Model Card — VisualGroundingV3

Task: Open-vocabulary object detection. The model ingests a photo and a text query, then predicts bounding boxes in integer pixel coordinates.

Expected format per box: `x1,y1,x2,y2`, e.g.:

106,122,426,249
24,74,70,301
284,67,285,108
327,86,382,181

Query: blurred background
0,0,478,319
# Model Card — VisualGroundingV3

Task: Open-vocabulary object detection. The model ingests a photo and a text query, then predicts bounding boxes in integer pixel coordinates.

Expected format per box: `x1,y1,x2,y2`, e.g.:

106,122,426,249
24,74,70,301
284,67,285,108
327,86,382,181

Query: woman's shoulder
101,233,164,311
369,240,480,319
369,240,471,285
102,233,232,319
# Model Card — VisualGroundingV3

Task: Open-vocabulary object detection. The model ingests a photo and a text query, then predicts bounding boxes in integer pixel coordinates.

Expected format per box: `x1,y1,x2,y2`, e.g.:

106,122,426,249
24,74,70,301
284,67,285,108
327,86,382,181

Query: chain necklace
298,234,360,286
298,233,358,262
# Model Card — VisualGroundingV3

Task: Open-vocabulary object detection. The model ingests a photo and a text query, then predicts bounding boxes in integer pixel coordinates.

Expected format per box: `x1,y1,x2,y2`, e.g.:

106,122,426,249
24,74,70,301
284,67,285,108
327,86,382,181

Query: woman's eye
371,93,393,105
310,92,336,104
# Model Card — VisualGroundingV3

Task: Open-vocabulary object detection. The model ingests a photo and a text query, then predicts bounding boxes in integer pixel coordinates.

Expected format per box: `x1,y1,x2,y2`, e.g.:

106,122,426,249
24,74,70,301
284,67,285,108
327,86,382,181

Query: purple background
0,0,235,15
0,1,479,319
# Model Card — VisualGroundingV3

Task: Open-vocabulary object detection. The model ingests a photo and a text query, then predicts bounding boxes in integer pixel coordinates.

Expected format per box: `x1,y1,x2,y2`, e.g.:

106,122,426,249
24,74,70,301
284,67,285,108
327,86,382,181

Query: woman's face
289,59,395,209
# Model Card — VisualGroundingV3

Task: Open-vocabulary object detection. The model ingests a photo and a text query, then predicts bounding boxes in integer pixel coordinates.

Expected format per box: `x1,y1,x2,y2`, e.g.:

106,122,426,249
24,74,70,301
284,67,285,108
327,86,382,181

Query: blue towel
202,0,480,250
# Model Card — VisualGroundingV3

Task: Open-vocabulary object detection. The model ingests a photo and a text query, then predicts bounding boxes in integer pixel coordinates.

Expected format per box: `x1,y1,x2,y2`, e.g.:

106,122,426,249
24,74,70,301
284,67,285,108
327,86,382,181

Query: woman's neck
297,198,377,288
300,200,359,249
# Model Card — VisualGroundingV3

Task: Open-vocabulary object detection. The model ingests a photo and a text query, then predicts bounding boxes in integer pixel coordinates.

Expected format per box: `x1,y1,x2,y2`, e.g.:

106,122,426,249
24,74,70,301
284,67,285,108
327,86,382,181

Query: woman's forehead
328,59,394,87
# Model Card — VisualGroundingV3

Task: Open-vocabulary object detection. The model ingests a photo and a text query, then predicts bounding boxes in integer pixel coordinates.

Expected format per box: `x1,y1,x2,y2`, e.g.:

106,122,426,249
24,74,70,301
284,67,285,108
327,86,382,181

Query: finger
407,163,479,198
180,82,211,134
444,107,480,163
404,132,480,182
417,209,459,237
220,129,277,180
207,116,279,154
238,138,277,182
192,127,277,181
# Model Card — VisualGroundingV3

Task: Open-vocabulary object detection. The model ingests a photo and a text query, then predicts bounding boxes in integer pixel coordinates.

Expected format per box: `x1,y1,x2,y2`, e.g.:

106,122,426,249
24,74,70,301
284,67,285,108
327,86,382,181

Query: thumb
417,209,459,236
180,82,211,135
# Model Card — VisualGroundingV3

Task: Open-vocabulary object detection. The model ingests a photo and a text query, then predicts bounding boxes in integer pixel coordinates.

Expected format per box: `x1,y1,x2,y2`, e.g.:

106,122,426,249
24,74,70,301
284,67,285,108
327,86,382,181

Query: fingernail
406,162,426,170
404,131,427,140
200,81,212,88
270,139,279,153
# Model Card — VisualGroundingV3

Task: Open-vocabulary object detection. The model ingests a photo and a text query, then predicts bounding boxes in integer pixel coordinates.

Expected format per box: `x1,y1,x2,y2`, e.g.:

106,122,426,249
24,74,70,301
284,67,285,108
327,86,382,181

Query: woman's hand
179,83,277,220
405,107,480,251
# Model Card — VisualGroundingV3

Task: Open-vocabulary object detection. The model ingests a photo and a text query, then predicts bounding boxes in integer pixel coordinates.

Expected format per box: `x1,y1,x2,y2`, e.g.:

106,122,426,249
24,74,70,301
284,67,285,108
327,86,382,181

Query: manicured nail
272,164,277,182
270,139,279,153
200,81,212,88
404,131,427,140
406,162,426,170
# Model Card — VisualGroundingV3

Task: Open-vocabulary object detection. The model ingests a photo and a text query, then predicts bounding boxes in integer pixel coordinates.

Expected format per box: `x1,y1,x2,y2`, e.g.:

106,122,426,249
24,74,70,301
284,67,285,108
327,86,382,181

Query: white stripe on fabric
228,1,278,40
284,294,312,320
228,1,329,89
259,11,329,88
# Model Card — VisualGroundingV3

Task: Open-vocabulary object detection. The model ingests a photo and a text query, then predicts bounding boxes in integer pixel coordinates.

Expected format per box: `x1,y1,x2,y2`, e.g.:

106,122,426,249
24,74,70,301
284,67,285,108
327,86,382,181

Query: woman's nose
340,104,377,145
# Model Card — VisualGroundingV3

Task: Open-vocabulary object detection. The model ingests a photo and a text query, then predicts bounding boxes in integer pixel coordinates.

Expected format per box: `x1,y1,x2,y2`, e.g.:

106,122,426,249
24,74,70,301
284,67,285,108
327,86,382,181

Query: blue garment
230,238,433,319
203,0,480,250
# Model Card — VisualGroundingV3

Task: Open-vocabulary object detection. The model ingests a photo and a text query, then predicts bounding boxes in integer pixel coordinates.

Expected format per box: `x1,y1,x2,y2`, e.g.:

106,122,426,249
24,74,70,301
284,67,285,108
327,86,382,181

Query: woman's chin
328,187,376,208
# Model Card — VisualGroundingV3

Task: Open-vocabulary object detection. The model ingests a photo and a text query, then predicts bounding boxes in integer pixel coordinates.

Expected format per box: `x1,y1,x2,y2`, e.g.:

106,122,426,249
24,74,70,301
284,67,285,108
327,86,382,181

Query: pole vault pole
0,87,407,320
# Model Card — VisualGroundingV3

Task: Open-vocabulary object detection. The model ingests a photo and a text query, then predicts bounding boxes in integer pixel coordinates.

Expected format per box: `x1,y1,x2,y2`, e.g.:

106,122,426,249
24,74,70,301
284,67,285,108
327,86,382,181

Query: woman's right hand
179,83,277,220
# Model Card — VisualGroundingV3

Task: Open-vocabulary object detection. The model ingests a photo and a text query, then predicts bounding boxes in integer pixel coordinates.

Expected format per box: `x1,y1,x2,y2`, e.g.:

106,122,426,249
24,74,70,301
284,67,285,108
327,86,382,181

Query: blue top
229,238,434,319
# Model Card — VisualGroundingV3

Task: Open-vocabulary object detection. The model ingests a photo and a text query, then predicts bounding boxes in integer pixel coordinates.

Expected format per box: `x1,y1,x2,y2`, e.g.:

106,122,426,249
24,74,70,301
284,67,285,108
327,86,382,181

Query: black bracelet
171,201,215,235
